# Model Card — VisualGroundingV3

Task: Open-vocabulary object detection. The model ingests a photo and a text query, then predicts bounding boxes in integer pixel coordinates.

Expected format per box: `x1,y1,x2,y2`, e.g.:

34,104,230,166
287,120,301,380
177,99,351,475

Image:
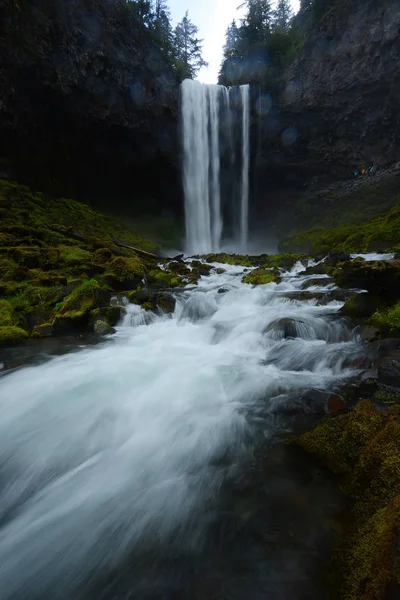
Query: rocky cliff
0,0,180,214
254,0,400,233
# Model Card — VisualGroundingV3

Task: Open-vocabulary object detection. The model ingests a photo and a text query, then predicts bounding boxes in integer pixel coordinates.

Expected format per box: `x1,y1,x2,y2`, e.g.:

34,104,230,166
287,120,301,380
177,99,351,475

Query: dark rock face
253,0,400,231
0,0,180,213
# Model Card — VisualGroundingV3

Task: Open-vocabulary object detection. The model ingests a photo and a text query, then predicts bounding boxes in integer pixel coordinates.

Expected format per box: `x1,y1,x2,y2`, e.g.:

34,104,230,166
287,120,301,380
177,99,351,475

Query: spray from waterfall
181,79,250,255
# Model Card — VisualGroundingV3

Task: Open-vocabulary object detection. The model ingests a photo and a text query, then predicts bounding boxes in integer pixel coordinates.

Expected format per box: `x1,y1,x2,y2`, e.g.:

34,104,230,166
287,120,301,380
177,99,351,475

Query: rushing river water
0,259,368,599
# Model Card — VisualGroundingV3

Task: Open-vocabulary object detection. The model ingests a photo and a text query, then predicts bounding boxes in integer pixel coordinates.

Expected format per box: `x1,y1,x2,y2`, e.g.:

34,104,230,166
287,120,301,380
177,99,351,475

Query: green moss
261,253,306,270
31,324,54,338
148,269,183,288
108,256,146,280
59,245,91,264
0,300,14,326
281,201,400,255
215,267,226,274
370,302,400,336
0,325,29,345
340,294,386,319
296,401,400,599
242,268,277,285
199,253,268,267
0,179,156,253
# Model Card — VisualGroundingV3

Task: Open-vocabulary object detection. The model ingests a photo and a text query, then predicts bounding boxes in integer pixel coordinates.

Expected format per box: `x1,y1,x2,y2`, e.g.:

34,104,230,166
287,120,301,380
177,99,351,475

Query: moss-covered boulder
31,324,54,338
340,293,386,319
199,253,269,267
93,320,116,336
147,269,184,289
242,268,278,285
333,260,400,300
104,256,146,291
57,280,111,315
261,253,307,270
0,326,29,345
0,300,14,326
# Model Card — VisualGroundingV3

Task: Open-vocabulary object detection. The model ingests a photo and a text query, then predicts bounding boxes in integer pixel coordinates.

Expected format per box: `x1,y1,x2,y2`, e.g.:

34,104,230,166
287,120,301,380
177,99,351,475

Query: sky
169,0,300,84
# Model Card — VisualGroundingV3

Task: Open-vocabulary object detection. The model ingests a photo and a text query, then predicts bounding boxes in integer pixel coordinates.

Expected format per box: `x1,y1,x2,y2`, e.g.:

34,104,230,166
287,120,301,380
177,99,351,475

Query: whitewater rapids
0,259,365,598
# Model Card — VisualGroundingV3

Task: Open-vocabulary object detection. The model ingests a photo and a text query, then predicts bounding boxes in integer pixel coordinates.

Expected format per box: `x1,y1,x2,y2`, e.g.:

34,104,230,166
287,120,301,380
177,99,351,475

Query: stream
0,258,370,599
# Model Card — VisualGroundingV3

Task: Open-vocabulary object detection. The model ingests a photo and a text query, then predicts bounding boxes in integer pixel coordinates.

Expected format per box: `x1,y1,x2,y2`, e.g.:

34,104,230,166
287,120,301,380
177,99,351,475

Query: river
0,258,367,599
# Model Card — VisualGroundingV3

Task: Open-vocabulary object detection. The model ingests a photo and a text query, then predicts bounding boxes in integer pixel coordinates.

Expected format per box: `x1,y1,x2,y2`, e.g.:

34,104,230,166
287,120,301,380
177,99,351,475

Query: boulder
264,317,303,339
325,251,351,267
333,260,400,301
378,360,400,388
32,324,54,338
94,320,116,336
340,293,385,319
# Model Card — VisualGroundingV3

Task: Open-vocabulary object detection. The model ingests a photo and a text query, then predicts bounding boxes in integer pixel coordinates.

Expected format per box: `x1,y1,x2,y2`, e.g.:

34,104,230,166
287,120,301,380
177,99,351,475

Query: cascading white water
240,84,250,253
181,79,251,255
0,254,373,599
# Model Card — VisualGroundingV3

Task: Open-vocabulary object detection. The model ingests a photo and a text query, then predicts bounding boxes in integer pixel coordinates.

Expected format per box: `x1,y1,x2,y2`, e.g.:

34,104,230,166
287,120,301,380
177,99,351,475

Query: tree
174,11,208,80
273,0,293,32
240,0,272,44
152,0,174,58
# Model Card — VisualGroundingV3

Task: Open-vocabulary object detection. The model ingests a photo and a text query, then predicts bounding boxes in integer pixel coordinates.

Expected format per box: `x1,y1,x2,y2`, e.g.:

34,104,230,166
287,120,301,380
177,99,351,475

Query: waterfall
181,79,251,255
240,84,250,253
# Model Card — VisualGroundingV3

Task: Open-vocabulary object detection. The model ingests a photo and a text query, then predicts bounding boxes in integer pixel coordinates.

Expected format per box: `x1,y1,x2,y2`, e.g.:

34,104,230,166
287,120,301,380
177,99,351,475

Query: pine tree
153,0,174,58
174,11,208,80
240,0,272,44
273,0,293,32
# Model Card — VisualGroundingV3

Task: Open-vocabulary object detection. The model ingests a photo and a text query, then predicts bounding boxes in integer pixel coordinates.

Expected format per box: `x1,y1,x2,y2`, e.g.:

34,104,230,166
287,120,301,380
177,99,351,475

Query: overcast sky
169,0,300,84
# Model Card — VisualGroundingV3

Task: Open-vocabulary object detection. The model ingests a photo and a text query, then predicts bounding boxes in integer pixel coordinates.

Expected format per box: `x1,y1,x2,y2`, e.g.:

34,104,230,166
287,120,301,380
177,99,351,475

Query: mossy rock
199,253,268,267
58,280,111,315
0,300,14,326
147,269,184,289
93,320,116,336
107,256,146,290
261,253,306,270
32,324,54,338
0,326,28,345
166,260,192,277
295,400,400,600
215,267,226,274
6,247,60,270
89,306,122,327
333,260,400,300
53,310,90,332
340,293,386,319
242,268,277,285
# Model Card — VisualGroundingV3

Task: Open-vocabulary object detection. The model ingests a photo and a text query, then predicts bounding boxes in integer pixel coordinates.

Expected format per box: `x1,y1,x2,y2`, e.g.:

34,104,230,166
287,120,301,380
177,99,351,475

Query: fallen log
112,238,162,259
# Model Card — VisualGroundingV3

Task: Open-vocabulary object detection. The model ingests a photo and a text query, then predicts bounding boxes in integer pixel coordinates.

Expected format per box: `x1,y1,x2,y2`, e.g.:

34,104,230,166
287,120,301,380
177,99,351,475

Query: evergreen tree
174,11,208,80
240,0,272,44
152,0,174,59
273,0,293,32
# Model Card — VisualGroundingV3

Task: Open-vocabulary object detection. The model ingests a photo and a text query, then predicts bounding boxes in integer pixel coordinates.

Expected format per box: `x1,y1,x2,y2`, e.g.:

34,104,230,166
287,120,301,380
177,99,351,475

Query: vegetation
123,1,206,80
370,302,400,337
295,401,400,600
281,202,400,255
0,180,187,344
242,267,277,284
218,0,330,88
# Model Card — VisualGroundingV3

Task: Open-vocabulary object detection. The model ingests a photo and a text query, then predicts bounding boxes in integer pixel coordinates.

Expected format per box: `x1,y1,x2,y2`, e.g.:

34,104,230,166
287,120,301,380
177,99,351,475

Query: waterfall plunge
181,80,251,255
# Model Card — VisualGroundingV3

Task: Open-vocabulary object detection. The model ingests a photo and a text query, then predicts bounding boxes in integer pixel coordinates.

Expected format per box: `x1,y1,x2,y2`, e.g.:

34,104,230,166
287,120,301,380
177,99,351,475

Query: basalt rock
0,0,180,212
